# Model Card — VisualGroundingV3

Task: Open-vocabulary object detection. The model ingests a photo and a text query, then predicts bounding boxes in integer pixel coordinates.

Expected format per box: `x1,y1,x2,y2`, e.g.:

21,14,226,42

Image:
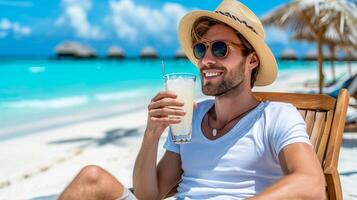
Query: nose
200,46,216,67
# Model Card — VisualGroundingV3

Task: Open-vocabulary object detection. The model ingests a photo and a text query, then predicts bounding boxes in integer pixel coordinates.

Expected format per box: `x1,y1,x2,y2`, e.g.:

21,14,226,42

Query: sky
0,0,314,57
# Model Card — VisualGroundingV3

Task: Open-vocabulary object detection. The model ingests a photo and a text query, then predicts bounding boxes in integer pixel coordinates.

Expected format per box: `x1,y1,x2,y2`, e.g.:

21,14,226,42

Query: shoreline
0,94,209,143
0,103,148,142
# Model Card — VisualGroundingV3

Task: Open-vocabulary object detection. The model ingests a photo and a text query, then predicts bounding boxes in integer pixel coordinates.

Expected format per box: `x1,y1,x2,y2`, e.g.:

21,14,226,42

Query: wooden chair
253,89,349,200
164,89,349,199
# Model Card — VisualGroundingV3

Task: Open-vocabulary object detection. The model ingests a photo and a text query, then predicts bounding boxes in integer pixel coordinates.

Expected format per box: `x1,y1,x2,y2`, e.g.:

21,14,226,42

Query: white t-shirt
164,100,311,200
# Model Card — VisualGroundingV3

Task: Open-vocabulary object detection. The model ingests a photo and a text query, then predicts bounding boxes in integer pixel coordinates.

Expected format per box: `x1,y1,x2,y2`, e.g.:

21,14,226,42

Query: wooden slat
305,111,316,137
317,111,334,163
324,169,343,200
324,89,349,169
323,89,349,199
298,109,307,119
254,92,336,110
310,111,326,154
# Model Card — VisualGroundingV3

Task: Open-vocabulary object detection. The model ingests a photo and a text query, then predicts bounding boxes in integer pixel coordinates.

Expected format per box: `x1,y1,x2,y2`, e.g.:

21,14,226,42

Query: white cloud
62,0,92,10
264,26,289,44
0,18,31,38
56,0,104,39
12,22,31,36
163,3,188,27
108,0,189,43
0,18,11,30
65,5,102,38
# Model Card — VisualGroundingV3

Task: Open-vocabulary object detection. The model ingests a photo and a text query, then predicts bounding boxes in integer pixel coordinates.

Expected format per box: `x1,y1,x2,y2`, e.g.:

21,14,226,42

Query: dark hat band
214,10,258,35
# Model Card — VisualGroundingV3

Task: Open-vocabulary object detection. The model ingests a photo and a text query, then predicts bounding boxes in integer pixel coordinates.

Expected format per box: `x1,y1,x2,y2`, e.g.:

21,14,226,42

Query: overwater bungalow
303,50,318,61
175,48,187,59
55,41,96,59
303,49,333,61
140,46,158,59
107,46,124,59
280,48,298,61
345,50,357,62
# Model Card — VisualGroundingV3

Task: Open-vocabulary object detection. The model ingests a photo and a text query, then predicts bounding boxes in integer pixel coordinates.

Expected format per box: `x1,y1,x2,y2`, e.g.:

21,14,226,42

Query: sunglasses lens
212,41,228,57
193,43,206,59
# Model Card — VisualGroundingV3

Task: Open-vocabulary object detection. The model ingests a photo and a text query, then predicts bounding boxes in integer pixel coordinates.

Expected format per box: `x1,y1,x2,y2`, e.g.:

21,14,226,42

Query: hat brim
178,11,277,86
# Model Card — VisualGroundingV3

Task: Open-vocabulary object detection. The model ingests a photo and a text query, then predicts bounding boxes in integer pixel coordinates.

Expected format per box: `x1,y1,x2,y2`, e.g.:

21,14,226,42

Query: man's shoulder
262,101,306,129
264,101,296,111
263,101,300,118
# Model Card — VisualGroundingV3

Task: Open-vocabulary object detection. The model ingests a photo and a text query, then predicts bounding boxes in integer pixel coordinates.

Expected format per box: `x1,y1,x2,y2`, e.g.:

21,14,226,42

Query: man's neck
213,85,259,124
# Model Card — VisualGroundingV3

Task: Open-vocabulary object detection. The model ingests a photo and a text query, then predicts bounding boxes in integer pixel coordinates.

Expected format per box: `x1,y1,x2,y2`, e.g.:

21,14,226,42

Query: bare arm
132,91,184,200
249,143,326,200
157,151,183,199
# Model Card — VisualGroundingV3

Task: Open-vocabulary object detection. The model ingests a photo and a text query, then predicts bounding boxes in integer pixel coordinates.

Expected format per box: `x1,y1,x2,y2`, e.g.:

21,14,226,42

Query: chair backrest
254,89,349,200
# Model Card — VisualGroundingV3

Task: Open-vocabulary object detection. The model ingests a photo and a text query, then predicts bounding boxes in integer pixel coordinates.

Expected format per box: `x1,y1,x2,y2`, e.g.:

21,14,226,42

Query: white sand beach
0,64,356,199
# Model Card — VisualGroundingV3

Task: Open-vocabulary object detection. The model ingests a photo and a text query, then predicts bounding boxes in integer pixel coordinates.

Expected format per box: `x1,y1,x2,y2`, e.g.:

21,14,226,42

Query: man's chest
180,135,265,174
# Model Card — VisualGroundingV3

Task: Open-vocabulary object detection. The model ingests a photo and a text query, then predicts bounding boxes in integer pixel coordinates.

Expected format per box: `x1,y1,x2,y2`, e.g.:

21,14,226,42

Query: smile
203,70,224,79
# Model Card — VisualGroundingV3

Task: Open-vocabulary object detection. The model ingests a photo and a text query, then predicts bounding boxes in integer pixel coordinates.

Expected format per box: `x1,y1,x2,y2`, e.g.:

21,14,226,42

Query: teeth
205,72,221,77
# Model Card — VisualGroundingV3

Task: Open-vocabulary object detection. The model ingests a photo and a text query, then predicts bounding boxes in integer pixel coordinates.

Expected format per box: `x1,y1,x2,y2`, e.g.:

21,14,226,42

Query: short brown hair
191,16,259,88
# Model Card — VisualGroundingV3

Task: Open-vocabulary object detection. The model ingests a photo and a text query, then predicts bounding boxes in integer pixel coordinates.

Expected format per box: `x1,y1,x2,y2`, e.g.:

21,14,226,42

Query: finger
148,98,184,110
149,107,186,117
151,91,177,102
150,116,182,124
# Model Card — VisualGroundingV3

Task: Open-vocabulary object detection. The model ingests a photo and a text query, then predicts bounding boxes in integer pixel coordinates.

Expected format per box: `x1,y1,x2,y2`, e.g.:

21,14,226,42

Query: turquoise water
0,59,200,134
0,58,350,139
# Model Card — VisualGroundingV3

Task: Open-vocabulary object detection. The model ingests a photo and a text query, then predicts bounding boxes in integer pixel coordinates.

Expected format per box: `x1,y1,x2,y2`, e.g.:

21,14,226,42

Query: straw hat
178,0,277,86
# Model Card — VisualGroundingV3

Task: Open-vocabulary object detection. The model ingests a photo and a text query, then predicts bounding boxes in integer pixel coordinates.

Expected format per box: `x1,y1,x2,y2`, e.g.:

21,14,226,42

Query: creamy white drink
164,73,195,144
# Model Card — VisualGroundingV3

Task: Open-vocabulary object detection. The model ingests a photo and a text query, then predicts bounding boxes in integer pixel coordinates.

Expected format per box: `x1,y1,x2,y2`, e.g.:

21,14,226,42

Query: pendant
212,128,217,136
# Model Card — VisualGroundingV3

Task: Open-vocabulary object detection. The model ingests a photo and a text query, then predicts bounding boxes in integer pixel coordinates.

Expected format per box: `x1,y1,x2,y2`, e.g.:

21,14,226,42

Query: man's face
196,24,247,96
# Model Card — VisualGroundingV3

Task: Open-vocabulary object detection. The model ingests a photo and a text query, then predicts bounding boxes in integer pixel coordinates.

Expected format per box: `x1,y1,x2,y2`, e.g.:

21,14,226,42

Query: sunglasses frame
192,40,245,60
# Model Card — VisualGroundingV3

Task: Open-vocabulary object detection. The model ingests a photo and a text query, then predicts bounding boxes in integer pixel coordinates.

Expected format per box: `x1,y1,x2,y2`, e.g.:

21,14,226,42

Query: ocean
0,58,351,140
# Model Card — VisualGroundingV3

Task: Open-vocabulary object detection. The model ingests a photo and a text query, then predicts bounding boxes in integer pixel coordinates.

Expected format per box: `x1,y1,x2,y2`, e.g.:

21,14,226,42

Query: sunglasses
192,40,245,60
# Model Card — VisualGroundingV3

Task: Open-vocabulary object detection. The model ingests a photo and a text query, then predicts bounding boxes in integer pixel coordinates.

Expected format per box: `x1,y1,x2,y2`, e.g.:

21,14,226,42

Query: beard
201,59,245,96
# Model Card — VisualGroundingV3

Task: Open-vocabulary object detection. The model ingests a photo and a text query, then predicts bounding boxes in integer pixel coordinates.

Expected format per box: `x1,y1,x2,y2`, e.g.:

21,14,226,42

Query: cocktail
164,73,196,144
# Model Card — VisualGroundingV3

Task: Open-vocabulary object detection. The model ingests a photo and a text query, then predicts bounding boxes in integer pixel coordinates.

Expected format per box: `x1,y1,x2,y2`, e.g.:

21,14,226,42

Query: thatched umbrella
293,16,357,84
280,48,298,60
262,0,357,94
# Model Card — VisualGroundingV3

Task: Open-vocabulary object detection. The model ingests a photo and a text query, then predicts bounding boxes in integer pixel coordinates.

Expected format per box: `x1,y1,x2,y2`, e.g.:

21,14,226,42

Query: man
59,0,326,199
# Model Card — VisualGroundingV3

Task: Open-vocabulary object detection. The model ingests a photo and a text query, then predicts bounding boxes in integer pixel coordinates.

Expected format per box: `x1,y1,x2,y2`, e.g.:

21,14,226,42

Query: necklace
207,103,259,137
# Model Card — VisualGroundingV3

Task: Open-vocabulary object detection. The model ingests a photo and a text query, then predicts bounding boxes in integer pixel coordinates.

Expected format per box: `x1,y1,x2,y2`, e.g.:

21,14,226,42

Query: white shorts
116,187,137,200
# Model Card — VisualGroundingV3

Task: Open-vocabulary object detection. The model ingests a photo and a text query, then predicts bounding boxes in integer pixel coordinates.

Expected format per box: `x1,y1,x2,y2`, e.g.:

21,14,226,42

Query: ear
246,52,259,70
